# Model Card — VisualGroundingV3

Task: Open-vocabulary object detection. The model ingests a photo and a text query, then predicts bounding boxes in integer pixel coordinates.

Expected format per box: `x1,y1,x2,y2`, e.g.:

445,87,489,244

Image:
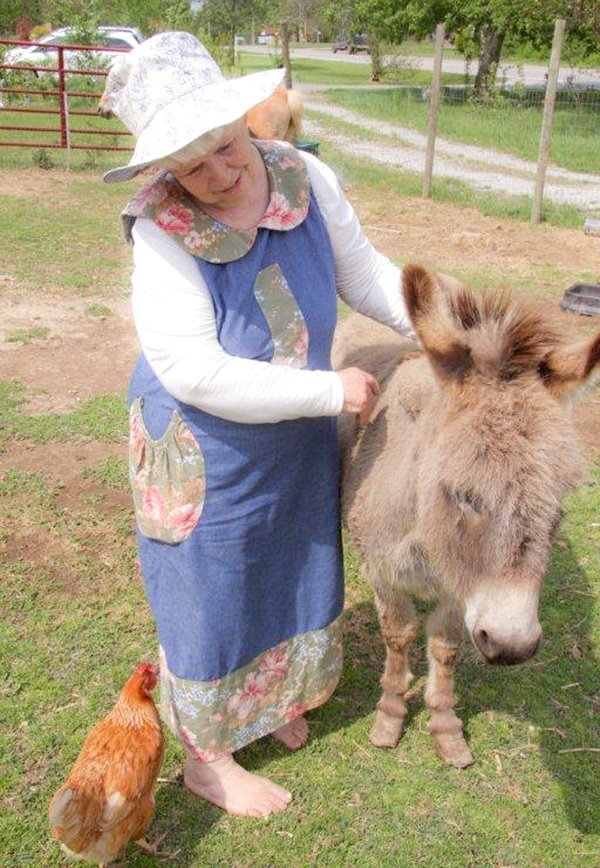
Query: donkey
333,264,600,768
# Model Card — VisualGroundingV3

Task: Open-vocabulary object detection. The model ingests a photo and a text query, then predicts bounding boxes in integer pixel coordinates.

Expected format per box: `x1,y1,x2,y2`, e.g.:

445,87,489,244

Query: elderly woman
103,32,414,818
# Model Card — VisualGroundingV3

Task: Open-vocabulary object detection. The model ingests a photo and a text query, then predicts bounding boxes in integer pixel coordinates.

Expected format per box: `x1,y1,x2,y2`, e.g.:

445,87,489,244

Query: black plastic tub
559,283,600,316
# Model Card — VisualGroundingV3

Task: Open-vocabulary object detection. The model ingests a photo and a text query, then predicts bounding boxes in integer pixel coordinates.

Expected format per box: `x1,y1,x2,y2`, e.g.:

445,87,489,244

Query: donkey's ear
540,332,600,401
402,264,473,383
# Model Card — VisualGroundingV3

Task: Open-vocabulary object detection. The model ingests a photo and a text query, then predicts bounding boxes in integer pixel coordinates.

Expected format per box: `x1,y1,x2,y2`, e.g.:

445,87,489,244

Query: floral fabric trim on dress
122,140,310,263
159,616,343,759
253,264,309,367
129,397,206,543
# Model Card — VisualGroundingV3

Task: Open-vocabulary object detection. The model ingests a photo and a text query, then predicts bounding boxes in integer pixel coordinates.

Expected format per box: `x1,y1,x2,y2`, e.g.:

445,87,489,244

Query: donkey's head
404,265,600,665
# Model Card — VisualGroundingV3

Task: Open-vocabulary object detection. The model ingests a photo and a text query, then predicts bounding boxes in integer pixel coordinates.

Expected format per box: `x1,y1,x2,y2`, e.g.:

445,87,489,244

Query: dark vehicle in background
332,33,369,54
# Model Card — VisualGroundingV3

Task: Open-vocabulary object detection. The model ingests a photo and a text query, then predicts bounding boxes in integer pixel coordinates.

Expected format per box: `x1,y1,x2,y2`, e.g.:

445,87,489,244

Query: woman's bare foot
272,715,309,750
184,752,292,818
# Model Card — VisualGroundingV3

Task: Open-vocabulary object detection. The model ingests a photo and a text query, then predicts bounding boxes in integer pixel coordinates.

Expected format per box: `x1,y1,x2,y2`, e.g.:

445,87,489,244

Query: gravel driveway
304,98,600,210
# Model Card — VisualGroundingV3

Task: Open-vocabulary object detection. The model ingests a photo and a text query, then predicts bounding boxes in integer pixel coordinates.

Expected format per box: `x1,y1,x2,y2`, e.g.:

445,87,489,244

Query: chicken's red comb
136,662,157,675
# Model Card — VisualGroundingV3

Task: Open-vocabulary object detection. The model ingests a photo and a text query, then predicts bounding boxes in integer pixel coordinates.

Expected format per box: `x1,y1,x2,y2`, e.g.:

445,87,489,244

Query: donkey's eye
443,485,483,514
537,359,552,382
518,536,532,557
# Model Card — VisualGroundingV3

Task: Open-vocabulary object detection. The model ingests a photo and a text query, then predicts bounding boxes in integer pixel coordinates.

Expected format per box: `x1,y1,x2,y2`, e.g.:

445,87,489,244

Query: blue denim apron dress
122,142,344,758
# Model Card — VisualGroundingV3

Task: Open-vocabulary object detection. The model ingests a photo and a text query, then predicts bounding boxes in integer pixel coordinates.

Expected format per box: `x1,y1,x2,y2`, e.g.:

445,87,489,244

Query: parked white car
5,26,142,72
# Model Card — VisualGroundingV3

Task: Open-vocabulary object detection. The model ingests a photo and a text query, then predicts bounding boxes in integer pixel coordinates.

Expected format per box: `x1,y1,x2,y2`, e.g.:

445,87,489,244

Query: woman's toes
272,715,309,750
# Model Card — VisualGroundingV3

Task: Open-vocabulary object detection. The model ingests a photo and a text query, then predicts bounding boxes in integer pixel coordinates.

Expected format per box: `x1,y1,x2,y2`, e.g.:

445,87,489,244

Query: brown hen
48,663,165,866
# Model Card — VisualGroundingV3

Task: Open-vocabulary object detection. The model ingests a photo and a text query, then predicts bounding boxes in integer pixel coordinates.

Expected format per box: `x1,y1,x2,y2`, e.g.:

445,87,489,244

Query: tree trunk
369,36,383,83
474,25,506,93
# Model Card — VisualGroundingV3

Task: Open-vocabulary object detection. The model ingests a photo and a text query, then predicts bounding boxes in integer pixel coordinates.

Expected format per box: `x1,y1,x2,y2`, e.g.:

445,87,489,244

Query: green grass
319,88,600,175
5,325,50,344
235,50,469,87
85,303,112,317
1,441,598,865
0,381,127,443
0,103,133,174
0,170,134,293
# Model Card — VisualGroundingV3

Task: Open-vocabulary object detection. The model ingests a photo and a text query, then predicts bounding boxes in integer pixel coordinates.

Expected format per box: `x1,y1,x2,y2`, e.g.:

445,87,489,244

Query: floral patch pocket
129,398,206,544
253,264,309,368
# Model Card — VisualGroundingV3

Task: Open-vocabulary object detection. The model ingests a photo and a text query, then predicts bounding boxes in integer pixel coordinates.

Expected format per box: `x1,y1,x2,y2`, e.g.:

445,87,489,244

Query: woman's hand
337,367,380,425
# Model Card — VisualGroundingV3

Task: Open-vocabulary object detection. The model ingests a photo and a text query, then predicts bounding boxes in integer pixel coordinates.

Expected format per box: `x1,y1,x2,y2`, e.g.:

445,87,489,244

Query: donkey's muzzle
472,627,542,666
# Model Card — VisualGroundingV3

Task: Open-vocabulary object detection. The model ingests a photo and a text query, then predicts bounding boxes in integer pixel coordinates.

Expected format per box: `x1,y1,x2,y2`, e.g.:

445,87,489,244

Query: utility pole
281,21,292,89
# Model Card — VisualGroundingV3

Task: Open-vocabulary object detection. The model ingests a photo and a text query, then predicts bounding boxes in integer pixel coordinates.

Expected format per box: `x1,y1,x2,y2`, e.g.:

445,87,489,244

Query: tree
198,0,269,41
1,0,43,37
341,0,600,93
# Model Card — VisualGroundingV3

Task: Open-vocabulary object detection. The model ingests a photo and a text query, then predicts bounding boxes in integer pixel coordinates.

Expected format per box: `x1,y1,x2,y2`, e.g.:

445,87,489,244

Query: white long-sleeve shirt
131,151,413,423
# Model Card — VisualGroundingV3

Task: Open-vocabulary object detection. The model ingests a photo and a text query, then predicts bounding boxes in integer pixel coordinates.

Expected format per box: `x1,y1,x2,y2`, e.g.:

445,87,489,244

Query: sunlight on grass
0,381,127,443
320,88,600,175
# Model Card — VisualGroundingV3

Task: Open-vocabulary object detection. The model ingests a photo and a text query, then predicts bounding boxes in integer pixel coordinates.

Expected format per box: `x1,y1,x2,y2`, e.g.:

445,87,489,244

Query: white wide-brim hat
102,31,285,183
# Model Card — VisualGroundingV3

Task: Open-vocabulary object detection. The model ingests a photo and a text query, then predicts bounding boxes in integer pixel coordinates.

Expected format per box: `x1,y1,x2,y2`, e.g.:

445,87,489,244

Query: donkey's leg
425,598,473,768
370,588,418,749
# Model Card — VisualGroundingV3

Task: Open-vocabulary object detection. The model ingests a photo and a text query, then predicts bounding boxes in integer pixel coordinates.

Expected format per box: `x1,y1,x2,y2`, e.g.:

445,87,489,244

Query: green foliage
5,326,50,344
198,0,269,40
0,0,42,37
31,149,54,170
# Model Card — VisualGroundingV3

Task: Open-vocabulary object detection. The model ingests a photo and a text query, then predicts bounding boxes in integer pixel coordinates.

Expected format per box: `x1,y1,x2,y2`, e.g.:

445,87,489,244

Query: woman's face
172,121,259,209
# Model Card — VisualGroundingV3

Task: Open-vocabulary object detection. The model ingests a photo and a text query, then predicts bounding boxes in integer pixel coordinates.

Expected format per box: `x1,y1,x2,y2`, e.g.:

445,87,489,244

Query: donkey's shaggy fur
334,265,600,767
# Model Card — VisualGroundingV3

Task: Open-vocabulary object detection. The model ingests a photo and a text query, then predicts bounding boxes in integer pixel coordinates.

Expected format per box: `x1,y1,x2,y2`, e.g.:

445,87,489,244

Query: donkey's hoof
370,711,404,748
432,732,474,768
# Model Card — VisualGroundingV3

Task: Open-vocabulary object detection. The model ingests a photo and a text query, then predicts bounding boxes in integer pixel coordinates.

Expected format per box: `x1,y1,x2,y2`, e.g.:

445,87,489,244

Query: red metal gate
0,38,133,151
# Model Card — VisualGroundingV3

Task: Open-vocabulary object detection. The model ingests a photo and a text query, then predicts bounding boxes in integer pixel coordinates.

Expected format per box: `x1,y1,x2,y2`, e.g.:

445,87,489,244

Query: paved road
241,45,600,86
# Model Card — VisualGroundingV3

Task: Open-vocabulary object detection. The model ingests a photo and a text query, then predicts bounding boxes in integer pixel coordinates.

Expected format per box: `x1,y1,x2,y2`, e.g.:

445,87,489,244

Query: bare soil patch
0,169,81,205
347,187,600,284
1,292,139,413
4,439,127,487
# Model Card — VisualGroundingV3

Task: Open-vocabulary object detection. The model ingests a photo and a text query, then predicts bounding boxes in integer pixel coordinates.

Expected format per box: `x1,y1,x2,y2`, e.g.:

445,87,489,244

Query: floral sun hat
102,31,285,184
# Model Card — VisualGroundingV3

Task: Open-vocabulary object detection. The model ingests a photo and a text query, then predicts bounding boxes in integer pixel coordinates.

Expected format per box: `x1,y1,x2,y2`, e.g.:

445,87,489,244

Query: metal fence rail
0,38,133,151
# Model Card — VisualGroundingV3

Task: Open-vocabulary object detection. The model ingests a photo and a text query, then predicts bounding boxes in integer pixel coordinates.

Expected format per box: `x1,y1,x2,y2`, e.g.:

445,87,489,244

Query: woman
104,32,415,818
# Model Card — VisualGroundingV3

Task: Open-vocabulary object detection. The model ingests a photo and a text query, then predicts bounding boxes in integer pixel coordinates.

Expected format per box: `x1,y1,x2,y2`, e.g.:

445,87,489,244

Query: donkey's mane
447,286,562,380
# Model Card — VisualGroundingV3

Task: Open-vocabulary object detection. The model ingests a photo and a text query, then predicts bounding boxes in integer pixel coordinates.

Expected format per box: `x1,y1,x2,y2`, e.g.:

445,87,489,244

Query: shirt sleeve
301,152,416,339
130,218,345,423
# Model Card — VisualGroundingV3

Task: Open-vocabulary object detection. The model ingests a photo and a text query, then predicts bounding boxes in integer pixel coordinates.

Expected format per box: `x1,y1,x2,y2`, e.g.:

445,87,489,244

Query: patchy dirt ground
2,183,600,473
2,293,138,414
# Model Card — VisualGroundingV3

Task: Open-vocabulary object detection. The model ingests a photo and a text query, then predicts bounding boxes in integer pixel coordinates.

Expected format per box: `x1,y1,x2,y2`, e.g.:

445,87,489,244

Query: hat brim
103,67,286,183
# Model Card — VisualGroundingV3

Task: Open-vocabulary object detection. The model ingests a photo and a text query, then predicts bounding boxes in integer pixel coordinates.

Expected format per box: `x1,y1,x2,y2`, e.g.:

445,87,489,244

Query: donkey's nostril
472,626,542,666
473,626,496,659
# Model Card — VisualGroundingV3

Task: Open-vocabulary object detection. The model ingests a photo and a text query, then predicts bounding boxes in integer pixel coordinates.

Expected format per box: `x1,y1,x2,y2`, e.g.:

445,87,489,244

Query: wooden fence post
531,18,566,224
422,22,445,198
281,21,292,90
